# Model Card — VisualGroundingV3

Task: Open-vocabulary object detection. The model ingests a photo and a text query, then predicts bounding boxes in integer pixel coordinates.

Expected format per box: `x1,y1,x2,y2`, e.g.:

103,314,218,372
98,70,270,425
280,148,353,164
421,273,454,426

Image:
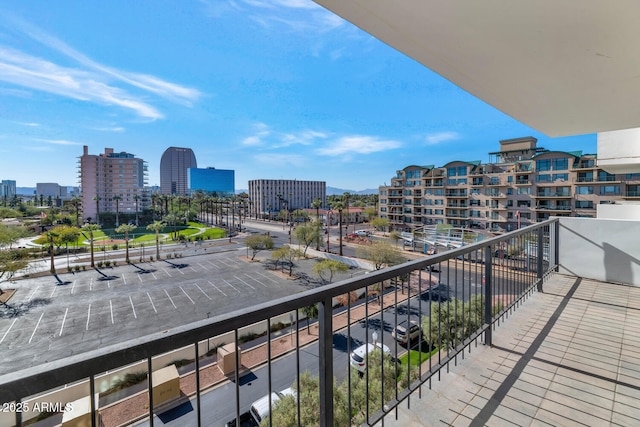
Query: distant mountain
17,187,35,195
327,187,378,195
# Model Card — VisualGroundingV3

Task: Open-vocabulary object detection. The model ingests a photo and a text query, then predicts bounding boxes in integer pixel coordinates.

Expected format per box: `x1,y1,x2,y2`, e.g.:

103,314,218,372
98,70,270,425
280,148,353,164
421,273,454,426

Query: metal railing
0,220,559,427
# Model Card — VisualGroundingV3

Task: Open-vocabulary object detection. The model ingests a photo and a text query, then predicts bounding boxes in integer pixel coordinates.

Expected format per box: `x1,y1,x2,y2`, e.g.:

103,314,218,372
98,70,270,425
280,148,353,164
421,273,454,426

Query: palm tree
45,229,60,274
70,195,81,227
93,195,101,225
311,197,323,250
113,195,122,227
146,221,166,260
82,223,101,268
332,201,345,256
163,213,178,240
116,224,137,264
343,192,351,233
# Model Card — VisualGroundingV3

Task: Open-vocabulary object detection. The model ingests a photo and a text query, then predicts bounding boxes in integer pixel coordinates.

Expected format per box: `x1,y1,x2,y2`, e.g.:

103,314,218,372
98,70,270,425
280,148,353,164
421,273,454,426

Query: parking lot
0,248,314,374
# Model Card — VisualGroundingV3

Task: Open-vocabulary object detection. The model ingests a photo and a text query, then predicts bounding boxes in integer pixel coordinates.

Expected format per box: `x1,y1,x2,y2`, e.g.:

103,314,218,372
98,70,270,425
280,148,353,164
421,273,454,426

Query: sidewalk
99,282,419,427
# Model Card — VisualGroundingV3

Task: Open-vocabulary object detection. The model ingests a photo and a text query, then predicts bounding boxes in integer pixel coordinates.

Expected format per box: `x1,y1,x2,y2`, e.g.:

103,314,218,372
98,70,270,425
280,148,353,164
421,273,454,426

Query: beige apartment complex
379,137,640,233
79,146,149,223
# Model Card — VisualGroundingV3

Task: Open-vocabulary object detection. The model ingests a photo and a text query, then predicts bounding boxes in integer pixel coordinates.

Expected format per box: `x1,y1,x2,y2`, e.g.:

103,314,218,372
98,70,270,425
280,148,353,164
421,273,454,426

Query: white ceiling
313,0,640,137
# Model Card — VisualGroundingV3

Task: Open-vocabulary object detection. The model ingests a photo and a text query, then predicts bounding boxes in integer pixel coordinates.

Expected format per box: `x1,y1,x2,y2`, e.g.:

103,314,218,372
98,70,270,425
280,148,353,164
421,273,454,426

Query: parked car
226,387,296,427
355,230,371,236
392,319,421,346
350,342,391,372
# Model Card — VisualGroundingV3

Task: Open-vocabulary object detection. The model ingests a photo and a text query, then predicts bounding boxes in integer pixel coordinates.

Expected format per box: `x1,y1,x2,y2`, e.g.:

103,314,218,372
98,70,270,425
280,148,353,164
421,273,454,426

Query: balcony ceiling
313,0,640,137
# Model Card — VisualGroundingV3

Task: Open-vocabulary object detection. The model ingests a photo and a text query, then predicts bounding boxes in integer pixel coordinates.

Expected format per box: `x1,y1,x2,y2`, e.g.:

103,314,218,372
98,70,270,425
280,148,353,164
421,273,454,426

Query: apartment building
79,146,149,223
0,180,16,200
248,179,326,219
379,137,640,233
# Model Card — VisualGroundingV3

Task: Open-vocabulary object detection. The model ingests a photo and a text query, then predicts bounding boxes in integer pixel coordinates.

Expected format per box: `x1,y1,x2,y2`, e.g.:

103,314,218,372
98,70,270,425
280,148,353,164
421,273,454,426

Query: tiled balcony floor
380,274,640,426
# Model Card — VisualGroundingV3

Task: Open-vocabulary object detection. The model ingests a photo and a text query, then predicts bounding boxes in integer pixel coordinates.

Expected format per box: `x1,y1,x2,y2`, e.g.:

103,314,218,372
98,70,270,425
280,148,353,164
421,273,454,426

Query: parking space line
180,286,196,304
164,289,178,309
71,280,77,294
0,318,17,343
176,268,185,275
151,272,158,280
194,284,211,300
129,296,137,318
138,274,143,282
197,263,209,270
49,286,57,298
59,308,68,336
86,304,91,330
107,280,111,288
244,273,268,288
89,277,93,291
222,279,240,293
27,285,40,302
163,268,172,277
254,271,279,283
233,275,255,290
122,274,127,285
29,312,44,344
110,300,114,324
147,293,157,313
207,280,227,297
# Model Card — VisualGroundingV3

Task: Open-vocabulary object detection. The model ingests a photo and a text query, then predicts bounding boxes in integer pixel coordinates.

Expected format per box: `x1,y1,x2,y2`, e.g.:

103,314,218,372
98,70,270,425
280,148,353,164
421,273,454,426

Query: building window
536,159,551,172
576,186,593,195
600,185,620,195
552,158,569,170
536,174,551,182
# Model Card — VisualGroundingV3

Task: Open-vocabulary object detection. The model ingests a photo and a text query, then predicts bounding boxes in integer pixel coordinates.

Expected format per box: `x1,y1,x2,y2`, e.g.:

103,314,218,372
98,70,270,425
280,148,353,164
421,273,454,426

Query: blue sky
0,0,595,191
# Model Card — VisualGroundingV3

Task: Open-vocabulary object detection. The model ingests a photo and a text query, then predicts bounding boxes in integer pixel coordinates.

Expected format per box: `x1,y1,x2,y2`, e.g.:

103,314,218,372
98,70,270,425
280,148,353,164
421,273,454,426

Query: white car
249,387,296,425
355,230,370,236
349,342,391,372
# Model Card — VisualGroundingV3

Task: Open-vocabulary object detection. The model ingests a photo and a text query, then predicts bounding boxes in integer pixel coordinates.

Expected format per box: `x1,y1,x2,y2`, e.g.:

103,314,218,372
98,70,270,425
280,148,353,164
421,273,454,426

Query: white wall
558,217,640,286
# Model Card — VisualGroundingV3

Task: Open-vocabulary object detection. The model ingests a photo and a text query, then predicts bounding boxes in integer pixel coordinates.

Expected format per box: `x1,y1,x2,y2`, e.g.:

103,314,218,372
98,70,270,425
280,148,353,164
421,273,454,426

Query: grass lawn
398,347,439,367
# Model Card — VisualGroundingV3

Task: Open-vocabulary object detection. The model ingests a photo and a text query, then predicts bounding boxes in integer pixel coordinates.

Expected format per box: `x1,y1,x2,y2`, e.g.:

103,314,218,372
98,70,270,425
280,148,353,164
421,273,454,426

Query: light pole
326,210,333,252
372,331,378,347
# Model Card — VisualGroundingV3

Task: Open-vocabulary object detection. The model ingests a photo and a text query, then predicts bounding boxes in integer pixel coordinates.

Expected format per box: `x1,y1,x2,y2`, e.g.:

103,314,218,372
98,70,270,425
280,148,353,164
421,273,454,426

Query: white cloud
0,16,201,119
93,126,125,132
425,131,460,145
241,122,272,146
19,122,40,127
38,139,83,146
316,135,402,156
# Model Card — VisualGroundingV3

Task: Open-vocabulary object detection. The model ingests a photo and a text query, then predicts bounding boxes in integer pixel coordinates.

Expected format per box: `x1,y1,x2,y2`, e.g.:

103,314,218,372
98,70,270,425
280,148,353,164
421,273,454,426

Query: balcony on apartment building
445,189,468,198
4,216,640,427
533,190,572,198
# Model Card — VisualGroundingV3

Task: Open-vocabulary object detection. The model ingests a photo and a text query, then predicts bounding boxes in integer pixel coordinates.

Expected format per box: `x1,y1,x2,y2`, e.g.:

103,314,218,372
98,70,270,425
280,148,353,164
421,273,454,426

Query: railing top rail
0,218,558,402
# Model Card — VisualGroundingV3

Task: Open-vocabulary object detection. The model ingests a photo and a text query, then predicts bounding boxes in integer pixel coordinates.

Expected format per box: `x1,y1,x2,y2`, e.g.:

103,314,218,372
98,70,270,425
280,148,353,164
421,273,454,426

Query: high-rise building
188,167,235,197
160,147,197,195
379,137,640,233
248,179,326,219
0,180,16,200
79,146,149,223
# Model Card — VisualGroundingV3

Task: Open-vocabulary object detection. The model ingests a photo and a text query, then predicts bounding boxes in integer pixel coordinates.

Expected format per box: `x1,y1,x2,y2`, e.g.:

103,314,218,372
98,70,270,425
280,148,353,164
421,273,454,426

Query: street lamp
372,331,378,347
326,210,333,252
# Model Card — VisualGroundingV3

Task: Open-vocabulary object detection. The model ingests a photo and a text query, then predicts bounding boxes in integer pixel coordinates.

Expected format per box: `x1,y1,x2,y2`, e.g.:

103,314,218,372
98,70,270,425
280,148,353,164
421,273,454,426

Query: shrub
112,244,118,251
206,342,226,357
74,265,80,272
106,372,148,394
149,256,154,262
105,260,111,267
238,332,263,344
113,261,117,266
97,261,103,268
270,322,286,333
168,359,192,369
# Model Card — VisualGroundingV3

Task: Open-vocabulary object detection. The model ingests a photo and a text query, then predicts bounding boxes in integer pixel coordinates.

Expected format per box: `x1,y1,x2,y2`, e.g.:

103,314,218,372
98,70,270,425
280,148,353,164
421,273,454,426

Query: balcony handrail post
537,227,544,292
554,219,560,270
148,356,154,427
484,245,493,346
90,375,96,427
318,297,334,427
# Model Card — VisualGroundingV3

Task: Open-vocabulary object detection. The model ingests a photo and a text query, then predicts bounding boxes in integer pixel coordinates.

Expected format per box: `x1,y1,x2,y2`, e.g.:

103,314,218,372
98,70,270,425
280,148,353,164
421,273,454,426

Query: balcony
4,217,640,426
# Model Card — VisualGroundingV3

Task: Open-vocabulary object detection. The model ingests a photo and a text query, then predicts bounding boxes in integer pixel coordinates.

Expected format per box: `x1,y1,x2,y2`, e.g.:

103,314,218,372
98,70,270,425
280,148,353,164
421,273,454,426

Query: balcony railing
0,221,558,427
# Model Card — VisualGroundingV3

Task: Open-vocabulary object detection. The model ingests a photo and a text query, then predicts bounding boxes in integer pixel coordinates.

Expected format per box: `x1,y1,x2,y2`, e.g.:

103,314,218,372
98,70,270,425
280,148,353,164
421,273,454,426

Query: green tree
356,241,404,270
116,224,137,263
55,225,80,270
345,349,401,425
0,224,30,248
363,206,378,222
421,295,500,351
0,250,29,297
245,234,274,261
330,201,345,256
272,246,303,276
44,229,60,274
266,372,350,427
389,230,402,247
81,223,101,268
312,259,349,284
163,213,179,240
294,223,322,257
370,217,389,233
146,221,166,260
